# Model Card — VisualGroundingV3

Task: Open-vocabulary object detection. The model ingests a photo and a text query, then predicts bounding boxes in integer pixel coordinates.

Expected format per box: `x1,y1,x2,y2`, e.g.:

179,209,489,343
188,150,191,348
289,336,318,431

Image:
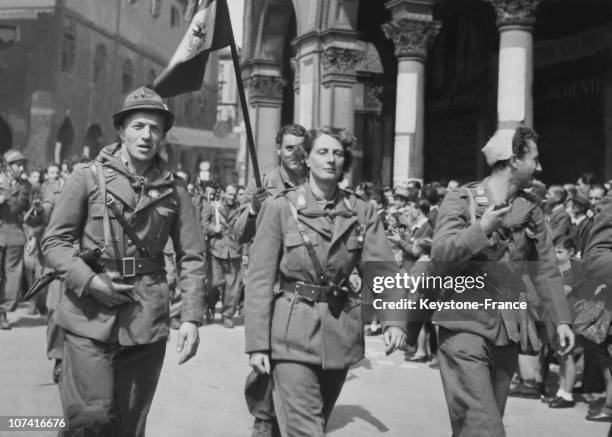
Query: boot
0,312,10,330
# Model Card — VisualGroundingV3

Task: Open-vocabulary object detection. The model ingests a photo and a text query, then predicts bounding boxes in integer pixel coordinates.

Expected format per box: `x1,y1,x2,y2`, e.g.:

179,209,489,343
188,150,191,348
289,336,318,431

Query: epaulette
340,187,368,202
460,181,485,198
273,185,299,198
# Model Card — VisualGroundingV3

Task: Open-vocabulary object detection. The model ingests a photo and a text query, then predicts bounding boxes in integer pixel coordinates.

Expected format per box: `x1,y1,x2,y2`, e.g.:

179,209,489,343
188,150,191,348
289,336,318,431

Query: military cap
112,87,174,132
3,149,27,164
244,371,274,417
481,128,516,167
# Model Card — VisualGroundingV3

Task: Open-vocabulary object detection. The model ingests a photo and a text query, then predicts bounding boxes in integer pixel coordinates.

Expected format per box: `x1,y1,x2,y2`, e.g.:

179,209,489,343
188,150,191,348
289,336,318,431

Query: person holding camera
0,149,30,330
430,126,574,436
41,87,206,436
245,126,408,437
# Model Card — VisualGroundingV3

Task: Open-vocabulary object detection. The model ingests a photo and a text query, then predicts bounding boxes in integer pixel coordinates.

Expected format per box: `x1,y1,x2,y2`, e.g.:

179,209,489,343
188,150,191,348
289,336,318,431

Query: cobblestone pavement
0,307,608,437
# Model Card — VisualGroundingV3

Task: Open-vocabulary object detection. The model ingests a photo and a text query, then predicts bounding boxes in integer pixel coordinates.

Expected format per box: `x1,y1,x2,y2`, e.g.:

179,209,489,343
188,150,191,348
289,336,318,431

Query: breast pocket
88,201,120,242
283,231,319,271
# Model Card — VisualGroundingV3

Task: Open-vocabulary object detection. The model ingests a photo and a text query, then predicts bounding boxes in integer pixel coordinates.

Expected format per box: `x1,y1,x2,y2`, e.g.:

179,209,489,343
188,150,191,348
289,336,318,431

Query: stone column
320,46,363,134
245,73,286,175
382,4,440,185
488,0,540,129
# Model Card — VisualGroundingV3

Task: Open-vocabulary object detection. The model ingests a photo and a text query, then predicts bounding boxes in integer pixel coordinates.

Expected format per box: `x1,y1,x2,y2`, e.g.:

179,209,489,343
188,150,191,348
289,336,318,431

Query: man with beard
235,124,308,437
0,149,30,329
428,126,575,436
206,184,242,328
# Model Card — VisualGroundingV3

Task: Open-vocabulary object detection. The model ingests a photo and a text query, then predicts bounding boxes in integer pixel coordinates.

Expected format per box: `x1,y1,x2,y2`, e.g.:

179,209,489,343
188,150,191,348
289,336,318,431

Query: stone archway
0,116,12,155
83,124,103,159
55,118,75,164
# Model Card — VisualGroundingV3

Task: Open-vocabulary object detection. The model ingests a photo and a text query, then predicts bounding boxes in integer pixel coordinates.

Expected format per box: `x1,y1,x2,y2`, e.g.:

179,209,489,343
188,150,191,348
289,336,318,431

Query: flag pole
225,5,261,188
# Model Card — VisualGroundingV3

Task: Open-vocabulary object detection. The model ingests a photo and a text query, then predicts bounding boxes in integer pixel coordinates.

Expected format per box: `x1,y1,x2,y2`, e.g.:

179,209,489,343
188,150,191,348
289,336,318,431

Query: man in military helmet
427,125,575,436
42,87,206,436
0,149,30,329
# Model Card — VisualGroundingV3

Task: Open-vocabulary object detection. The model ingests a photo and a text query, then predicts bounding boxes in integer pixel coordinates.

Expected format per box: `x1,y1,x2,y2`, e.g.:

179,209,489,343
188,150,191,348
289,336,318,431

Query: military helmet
3,149,27,164
112,87,174,132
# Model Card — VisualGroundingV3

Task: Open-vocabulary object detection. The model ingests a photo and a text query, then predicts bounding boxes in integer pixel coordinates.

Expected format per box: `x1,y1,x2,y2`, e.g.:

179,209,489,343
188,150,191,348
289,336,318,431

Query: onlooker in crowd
570,193,592,257
206,184,242,328
588,184,607,215
544,236,584,409
0,149,31,330
545,185,571,242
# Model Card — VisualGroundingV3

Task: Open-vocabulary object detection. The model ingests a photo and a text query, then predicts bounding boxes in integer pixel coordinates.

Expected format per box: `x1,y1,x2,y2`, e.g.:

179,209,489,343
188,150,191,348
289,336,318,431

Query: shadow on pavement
10,315,48,328
327,404,389,433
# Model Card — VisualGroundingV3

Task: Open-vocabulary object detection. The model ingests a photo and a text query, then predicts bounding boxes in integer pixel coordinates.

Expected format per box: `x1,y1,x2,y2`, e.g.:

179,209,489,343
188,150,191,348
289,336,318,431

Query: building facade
240,0,612,186
0,0,238,180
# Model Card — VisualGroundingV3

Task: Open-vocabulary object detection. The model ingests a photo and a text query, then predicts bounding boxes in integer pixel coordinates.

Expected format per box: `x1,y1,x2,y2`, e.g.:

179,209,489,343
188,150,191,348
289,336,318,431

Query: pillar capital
381,16,441,61
246,74,286,104
320,46,363,83
487,0,541,28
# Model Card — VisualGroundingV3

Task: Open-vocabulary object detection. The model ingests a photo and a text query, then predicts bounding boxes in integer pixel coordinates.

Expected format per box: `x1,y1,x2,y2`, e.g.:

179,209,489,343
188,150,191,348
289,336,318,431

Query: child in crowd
545,236,584,408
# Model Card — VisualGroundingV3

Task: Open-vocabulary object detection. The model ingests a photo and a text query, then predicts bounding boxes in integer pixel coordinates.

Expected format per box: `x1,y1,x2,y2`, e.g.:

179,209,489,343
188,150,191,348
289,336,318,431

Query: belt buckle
122,257,136,278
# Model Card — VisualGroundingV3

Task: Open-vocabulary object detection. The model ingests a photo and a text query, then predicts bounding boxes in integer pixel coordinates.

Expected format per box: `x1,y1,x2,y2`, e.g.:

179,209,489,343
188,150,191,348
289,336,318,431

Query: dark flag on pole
153,0,232,98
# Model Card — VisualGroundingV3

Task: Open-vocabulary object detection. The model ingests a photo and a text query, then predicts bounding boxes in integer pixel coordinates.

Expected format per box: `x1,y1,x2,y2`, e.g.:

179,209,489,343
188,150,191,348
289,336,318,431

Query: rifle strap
91,164,111,253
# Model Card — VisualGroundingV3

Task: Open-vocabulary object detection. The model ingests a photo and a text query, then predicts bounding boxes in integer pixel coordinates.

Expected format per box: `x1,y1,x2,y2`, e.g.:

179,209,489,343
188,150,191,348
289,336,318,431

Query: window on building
151,0,161,18
61,21,76,73
93,44,107,84
170,5,180,27
122,58,134,94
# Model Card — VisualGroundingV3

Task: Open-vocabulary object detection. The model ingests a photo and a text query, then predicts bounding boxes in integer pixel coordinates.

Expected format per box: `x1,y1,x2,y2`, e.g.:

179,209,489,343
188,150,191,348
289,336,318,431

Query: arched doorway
0,117,12,155
356,0,397,184
55,118,75,164
83,124,103,159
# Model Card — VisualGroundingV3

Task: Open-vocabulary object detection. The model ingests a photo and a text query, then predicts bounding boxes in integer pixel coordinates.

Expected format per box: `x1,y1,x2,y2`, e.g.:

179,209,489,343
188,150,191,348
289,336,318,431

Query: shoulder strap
91,164,110,253
286,197,326,285
91,164,151,257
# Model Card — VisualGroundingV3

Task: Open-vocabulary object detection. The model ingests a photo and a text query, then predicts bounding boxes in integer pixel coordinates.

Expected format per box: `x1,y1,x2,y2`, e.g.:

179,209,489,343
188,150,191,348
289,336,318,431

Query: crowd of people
1,87,611,437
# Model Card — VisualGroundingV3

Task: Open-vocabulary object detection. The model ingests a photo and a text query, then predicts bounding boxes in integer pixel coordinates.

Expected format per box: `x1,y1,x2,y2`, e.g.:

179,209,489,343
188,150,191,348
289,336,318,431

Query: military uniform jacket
245,183,408,369
234,166,303,245
0,172,30,246
584,195,612,283
42,143,206,346
430,180,571,345
206,202,241,259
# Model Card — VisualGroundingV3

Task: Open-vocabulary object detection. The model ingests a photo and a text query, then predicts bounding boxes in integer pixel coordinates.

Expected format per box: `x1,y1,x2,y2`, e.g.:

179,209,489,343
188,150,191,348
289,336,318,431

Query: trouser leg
2,244,24,311
59,332,118,437
207,256,224,310
113,340,166,437
222,258,241,318
46,310,64,360
272,361,347,437
438,328,513,437
490,342,519,416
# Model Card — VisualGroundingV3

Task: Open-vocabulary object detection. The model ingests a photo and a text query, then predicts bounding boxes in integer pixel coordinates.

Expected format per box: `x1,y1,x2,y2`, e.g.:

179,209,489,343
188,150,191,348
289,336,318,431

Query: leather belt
99,255,165,278
280,280,331,302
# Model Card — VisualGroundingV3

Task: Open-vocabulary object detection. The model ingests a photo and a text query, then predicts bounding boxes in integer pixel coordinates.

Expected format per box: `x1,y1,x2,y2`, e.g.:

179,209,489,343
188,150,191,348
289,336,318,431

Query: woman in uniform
245,126,408,437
